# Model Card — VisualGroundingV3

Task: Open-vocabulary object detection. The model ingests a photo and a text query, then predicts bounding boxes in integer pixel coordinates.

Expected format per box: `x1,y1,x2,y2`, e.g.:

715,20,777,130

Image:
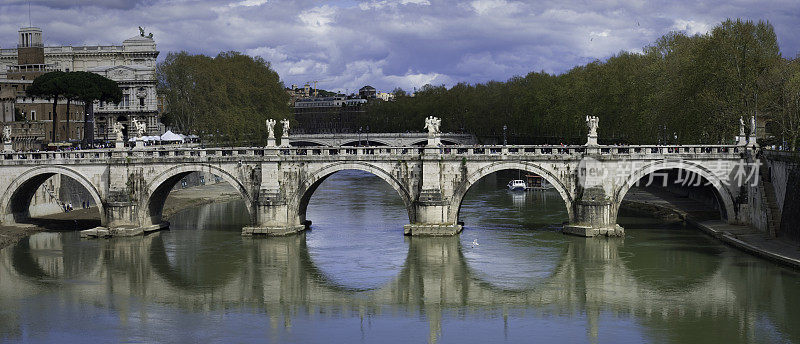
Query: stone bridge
0,133,757,237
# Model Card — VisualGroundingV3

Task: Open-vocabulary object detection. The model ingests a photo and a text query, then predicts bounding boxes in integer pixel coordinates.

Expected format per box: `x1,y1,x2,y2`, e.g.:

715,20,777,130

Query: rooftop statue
586,116,599,137
139,26,145,37
424,116,441,135
266,119,276,139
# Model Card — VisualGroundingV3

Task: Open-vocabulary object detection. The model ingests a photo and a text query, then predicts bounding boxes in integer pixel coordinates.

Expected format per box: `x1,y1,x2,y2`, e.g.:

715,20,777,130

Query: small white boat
507,179,527,191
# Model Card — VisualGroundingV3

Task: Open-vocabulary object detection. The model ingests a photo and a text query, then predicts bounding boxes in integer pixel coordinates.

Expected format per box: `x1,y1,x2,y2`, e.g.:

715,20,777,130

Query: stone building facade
1,26,160,145
1,27,85,147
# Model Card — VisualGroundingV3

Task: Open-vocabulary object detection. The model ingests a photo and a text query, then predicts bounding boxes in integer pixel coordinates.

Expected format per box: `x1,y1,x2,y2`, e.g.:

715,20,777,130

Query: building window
140,98,145,107
31,110,36,121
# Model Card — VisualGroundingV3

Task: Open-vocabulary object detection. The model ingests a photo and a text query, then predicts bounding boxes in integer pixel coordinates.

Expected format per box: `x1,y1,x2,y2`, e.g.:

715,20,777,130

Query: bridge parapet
0,144,745,165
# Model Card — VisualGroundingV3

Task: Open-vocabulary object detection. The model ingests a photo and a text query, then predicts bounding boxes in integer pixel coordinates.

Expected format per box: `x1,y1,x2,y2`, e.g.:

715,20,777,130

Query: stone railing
0,144,746,164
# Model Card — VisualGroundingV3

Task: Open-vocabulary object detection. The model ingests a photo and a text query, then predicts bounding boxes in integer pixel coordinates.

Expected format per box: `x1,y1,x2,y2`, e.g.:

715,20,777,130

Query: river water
1,170,798,343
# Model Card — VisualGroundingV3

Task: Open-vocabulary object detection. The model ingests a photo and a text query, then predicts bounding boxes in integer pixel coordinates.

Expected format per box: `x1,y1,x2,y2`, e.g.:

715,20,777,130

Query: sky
1,0,799,94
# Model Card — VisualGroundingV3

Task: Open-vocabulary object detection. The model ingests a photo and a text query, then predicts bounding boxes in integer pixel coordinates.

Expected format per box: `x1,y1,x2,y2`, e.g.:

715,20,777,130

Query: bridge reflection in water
0,172,798,343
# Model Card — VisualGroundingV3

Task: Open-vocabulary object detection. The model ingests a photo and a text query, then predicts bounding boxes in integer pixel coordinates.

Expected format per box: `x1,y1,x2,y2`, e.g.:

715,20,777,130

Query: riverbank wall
765,150,799,241
748,150,799,240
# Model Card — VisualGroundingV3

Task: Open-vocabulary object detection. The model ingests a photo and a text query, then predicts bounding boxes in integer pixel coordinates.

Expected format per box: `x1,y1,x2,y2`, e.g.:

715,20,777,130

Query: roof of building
123,35,155,44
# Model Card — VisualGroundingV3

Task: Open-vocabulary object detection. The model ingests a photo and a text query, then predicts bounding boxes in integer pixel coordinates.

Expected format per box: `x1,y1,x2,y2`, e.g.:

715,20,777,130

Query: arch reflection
617,225,725,292
149,229,245,291
10,232,102,283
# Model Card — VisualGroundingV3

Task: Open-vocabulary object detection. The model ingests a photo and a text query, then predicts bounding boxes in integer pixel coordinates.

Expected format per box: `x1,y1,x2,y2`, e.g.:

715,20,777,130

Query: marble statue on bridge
424,116,441,135
112,122,124,142
424,116,442,146
266,119,277,147
281,119,290,136
2,126,10,143
280,119,290,147
739,117,746,137
131,118,146,139
586,116,599,137
586,116,599,146
748,115,758,147
266,119,276,139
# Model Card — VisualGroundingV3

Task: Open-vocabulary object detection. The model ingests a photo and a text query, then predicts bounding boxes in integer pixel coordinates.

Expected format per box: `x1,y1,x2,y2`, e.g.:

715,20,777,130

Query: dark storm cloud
1,0,799,92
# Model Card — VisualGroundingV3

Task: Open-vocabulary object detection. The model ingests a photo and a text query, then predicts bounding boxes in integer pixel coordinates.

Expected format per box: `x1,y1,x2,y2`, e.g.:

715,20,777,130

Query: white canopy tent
160,130,184,142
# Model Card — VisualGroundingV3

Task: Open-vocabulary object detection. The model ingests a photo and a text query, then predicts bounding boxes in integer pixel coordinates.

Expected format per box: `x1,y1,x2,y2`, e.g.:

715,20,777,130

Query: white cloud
229,0,269,7
246,46,288,62
298,5,337,36
385,71,445,90
470,0,521,16
360,0,430,10
672,19,711,35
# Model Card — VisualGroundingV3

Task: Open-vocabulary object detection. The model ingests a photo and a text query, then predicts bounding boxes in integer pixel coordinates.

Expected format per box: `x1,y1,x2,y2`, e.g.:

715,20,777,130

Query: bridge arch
449,161,574,223
295,162,414,224
614,160,736,223
0,166,105,225
143,164,255,226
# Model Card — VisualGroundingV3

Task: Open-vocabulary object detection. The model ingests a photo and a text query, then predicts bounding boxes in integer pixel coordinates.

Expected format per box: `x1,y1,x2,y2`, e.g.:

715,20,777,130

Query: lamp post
503,125,507,146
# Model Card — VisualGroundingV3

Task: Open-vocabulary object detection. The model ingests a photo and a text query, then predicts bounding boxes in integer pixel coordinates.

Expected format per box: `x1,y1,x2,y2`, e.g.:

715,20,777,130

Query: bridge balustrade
0,143,747,164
